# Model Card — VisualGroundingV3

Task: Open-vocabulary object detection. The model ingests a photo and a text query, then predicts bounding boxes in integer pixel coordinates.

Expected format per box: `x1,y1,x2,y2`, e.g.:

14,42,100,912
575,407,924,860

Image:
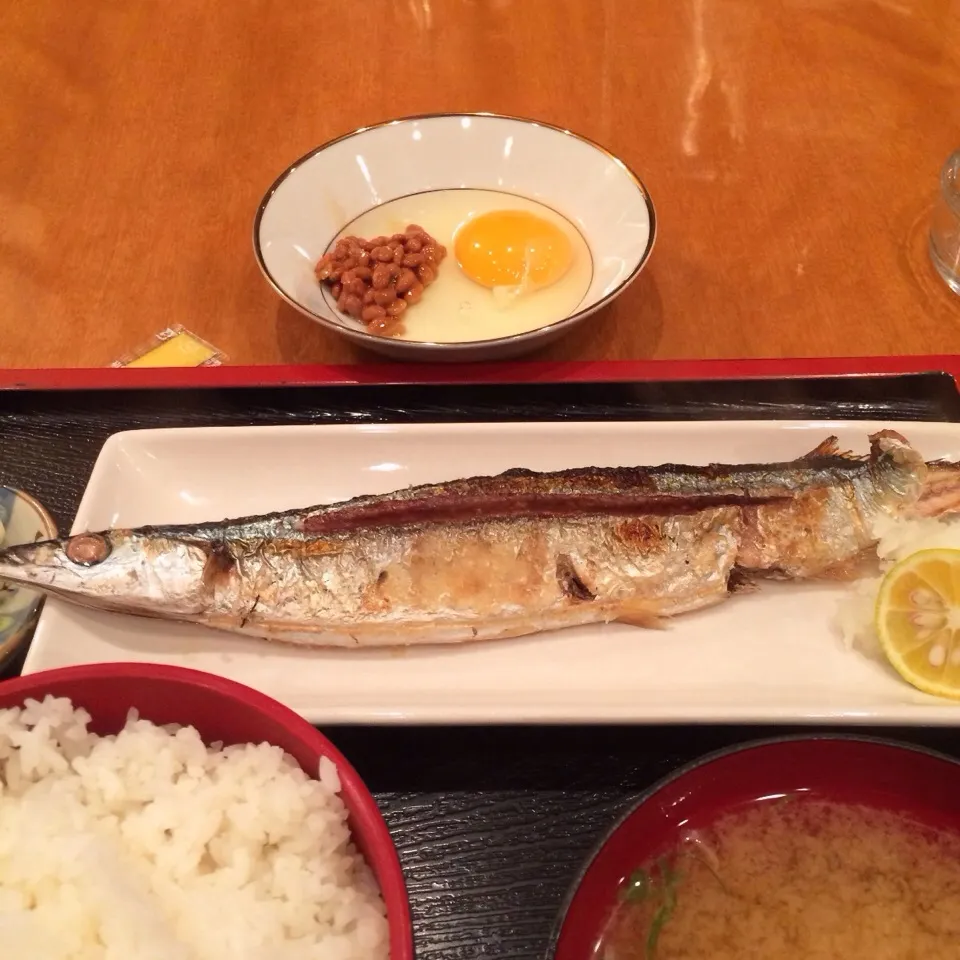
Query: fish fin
239,595,261,628
750,551,881,582
800,436,840,458
816,550,881,582
615,599,667,629
799,436,863,462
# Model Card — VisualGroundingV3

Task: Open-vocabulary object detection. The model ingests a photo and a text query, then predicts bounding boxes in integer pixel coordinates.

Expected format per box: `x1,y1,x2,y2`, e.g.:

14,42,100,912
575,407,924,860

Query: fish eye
65,533,111,566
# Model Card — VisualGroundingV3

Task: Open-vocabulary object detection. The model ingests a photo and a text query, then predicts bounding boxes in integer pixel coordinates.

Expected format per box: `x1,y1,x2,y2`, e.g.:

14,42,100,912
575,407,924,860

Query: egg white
328,189,593,343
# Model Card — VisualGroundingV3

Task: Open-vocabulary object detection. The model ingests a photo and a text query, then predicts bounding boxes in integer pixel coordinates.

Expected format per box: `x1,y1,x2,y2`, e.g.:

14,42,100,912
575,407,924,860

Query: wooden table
3,0,959,370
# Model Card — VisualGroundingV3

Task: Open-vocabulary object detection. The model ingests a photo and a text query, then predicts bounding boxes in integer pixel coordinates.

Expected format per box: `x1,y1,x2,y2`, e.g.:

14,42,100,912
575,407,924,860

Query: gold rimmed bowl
254,113,656,362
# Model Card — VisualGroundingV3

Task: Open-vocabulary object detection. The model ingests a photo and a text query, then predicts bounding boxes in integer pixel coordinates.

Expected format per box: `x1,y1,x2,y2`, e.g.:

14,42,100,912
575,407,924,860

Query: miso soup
598,799,960,959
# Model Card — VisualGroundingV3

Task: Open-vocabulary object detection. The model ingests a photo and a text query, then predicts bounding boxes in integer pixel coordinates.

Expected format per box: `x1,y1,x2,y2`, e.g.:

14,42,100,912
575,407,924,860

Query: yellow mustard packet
111,326,225,368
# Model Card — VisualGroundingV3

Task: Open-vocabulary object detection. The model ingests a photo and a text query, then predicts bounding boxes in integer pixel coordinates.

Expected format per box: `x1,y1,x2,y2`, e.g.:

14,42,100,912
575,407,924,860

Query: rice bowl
0,664,412,960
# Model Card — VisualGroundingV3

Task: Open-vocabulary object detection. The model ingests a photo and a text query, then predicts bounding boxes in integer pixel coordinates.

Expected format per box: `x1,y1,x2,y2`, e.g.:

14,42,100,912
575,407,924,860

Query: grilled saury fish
0,431,958,647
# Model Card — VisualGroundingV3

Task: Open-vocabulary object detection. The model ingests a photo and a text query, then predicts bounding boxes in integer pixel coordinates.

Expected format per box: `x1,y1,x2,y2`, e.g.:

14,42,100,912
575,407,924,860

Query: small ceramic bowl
254,113,656,362
550,735,960,959
0,488,57,671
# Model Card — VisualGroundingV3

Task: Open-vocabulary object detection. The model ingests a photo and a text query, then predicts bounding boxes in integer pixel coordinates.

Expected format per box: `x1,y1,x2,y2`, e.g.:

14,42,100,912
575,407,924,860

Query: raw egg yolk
454,210,574,291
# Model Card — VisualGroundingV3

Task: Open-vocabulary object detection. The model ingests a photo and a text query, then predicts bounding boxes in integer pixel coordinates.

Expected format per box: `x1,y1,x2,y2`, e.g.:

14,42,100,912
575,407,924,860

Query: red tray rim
1,355,959,391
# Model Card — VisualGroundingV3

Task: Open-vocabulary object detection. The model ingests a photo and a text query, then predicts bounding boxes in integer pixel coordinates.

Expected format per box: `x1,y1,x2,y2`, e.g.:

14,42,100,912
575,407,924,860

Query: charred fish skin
199,508,744,646
0,509,744,647
290,430,920,534
87,429,922,546
196,512,743,642
0,430,957,649
158,429,931,588
736,431,929,578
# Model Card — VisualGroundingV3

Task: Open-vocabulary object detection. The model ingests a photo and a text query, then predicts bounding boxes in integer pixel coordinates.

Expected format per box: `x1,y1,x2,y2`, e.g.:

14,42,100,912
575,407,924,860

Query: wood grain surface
3,376,960,958
3,0,960,369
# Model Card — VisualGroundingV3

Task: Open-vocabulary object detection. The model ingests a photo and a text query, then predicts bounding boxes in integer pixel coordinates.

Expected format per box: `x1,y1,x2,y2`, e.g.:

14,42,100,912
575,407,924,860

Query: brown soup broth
597,797,960,960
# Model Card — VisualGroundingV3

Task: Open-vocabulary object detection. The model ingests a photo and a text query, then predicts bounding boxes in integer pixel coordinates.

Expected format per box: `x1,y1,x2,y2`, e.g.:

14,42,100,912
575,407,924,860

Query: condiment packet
111,326,226,368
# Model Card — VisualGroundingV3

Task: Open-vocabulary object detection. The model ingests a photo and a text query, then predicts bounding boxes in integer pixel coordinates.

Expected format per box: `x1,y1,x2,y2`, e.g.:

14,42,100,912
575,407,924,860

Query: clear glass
929,149,960,295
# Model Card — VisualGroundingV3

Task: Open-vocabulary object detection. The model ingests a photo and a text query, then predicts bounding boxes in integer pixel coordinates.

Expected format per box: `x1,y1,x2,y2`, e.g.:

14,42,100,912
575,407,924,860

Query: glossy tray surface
3,373,960,958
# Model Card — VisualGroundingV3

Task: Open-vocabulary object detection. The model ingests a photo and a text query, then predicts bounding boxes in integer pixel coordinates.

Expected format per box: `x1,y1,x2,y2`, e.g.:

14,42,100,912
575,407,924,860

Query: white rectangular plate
22,419,960,724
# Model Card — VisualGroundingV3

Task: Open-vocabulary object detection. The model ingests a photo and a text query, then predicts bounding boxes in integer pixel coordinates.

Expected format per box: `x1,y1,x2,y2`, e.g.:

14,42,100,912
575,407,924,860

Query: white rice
0,696,389,959
836,514,960,661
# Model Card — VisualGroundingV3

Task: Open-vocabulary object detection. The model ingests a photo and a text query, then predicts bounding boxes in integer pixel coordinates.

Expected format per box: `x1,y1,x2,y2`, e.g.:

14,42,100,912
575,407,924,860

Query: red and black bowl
550,734,960,960
0,662,413,960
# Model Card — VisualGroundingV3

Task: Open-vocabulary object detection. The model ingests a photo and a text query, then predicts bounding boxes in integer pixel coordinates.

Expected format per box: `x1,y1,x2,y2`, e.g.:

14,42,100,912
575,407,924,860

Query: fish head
0,528,216,619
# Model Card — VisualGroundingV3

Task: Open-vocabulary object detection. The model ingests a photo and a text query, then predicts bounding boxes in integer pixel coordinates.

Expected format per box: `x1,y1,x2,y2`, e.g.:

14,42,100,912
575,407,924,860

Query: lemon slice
875,548,960,700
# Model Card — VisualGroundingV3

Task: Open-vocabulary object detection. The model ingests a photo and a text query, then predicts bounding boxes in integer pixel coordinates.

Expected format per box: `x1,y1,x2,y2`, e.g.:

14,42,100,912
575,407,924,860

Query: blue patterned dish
0,488,57,669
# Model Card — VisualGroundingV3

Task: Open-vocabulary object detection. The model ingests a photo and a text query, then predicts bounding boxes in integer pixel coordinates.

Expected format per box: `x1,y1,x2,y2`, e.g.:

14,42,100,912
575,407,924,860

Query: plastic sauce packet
110,326,226,368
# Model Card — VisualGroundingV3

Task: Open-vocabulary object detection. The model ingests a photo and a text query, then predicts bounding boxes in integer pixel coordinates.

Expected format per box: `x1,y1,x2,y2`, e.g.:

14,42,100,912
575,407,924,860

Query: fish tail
615,600,668,629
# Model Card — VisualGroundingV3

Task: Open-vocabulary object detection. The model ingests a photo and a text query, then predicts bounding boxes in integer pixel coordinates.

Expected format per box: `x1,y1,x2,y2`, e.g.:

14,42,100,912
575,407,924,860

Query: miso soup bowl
254,113,656,362
550,735,960,959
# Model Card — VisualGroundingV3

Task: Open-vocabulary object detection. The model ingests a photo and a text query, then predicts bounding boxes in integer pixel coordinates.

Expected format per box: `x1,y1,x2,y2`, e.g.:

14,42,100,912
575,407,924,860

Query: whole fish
0,430,956,647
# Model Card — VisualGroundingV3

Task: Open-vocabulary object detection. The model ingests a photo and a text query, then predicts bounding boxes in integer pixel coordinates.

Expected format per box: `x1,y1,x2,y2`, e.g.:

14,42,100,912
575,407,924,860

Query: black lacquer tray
2,372,960,959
